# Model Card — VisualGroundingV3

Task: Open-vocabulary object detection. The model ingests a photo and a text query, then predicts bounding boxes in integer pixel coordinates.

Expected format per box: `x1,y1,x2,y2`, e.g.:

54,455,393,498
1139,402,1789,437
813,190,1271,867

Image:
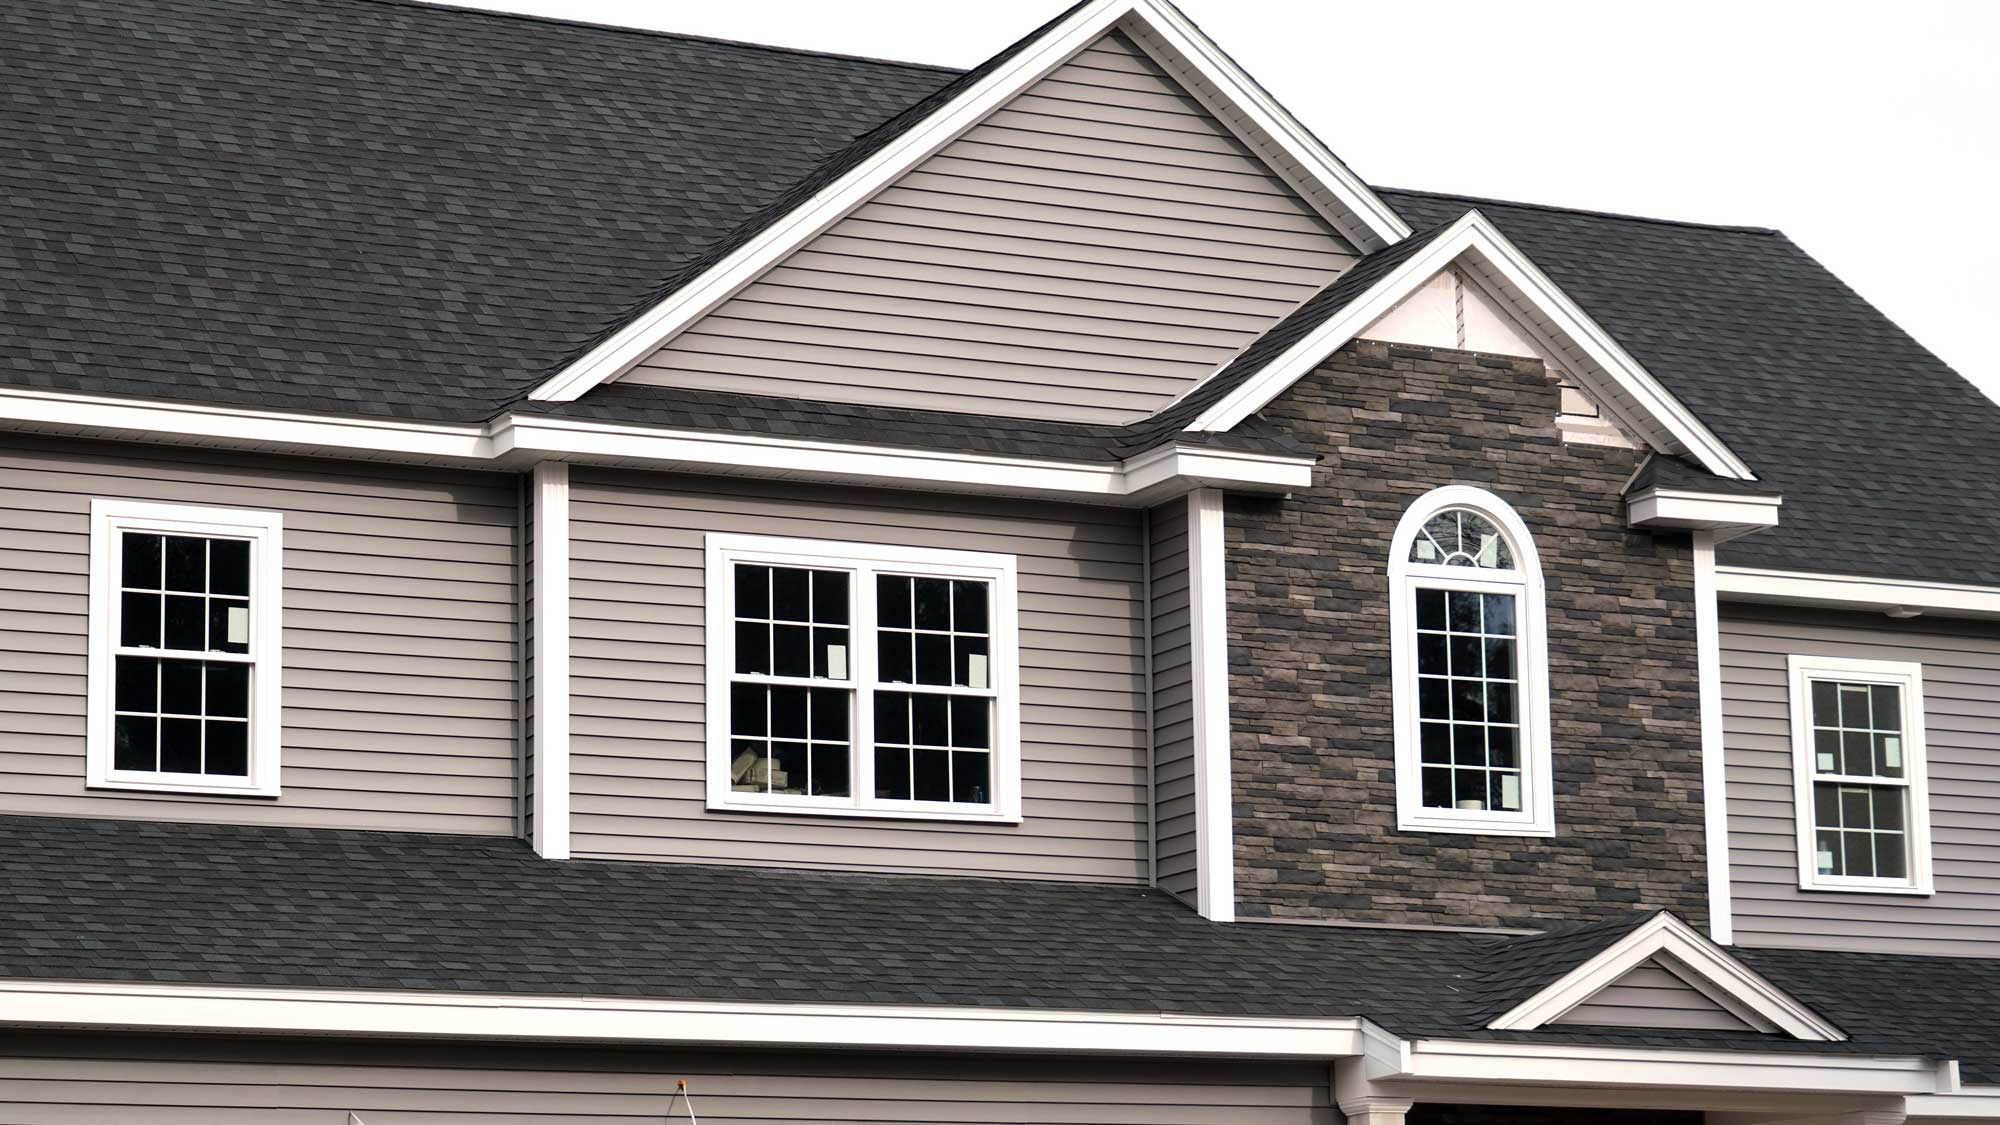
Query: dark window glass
813,744,850,797
735,565,770,620
875,746,911,800
770,686,809,740
164,536,206,593
812,569,849,625
913,578,951,630
1419,722,1451,763
159,717,202,773
730,740,770,793
771,567,811,622
914,632,951,686
771,741,809,795
950,697,990,750
731,683,767,736
1416,589,1446,631
159,660,202,716
120,592,161,648
1413,585,1523,813
771,623,811,678
1448,590,1481,632
911,694,949,747
114,715,157,772
1482,594,1515,636
208,598,250,655
878,576,912,628
953,581,987,634
209,539,251,597
114,656,157,712
121,533,162,589
204,721,249,776
912,748,950,802
163,594,205,651
735,621,770,675
204,662,249,719
874,691,909,745
1417,633,1447,675
952,751,989,804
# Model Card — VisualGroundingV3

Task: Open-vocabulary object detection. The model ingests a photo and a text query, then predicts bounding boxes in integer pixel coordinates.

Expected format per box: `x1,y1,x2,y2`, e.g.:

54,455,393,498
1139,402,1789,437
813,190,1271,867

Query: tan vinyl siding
621,31,1355,425
1551,960,1759,1032
567,467,1149,880
1149,497,1197,898
0,1034,1337,1124
1722,603,2000,957
0,436,519,835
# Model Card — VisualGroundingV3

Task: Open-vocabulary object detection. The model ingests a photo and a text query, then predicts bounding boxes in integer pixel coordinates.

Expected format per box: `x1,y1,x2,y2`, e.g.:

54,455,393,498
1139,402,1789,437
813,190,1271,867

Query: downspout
1141,505,1158,887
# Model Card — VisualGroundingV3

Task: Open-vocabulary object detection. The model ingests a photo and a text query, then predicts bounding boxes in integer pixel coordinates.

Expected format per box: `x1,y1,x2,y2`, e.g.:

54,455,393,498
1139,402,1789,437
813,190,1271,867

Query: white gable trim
1488,912,1845,1042
1717,566,2000,622
525,0,1410,405
1181,211,1756,482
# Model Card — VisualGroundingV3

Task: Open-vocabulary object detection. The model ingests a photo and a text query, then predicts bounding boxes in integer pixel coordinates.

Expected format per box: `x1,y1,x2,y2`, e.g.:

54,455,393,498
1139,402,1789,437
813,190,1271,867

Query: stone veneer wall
1227,339,1708,927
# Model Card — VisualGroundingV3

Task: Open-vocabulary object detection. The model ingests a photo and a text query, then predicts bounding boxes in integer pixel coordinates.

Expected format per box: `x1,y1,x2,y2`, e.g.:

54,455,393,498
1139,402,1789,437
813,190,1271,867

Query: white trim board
0,979,1366,1059
1693,533,1736,944
1184,488,1234,922
1717,567,2000,621
1391,1039,1944,1098
1178,211,1756,482
1628,488,1783,539
530,462,571,860
1487,912,1845,1041
524,0,1409,405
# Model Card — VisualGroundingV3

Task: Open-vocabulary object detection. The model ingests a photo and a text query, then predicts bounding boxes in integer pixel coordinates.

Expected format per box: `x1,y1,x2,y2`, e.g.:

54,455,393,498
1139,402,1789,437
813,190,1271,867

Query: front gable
613,30,1357,425
1550,955,1774,1033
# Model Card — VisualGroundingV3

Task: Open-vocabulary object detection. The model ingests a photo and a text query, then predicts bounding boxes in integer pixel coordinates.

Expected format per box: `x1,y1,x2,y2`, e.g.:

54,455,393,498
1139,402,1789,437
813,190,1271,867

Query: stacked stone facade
1227,339,1708,928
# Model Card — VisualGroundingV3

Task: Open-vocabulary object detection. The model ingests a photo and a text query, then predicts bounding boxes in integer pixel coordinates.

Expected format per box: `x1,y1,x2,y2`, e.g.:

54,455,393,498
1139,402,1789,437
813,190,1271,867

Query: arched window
1388,486,1553,836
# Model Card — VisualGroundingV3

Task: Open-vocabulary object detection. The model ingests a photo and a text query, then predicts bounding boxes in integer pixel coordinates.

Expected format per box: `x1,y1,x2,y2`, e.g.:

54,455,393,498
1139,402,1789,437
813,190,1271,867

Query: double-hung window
1788,655,1932,894
1389,486,1553,836
704,535,1020,822
88,500,283,796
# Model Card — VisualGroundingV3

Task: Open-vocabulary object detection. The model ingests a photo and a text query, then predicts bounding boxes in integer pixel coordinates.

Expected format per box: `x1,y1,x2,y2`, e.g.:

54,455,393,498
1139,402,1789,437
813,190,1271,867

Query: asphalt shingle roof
8,813,1999,1079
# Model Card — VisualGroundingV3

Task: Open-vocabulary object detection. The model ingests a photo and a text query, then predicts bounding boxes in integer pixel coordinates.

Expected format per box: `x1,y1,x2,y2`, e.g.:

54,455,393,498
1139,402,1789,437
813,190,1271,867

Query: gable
1550,956,1773,1033
613,31,1357,426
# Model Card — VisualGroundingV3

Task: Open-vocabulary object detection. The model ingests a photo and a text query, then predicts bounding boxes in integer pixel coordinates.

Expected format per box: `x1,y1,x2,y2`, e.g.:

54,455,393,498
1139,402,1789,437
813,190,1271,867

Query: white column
531,461,572,860
1186,487,1234,922
1693,531,1733,943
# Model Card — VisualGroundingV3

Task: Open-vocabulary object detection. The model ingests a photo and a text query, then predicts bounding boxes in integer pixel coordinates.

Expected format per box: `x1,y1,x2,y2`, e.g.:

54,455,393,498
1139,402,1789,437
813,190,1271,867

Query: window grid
727,563,854,798
110,531,256,780
1414,587,1521,814
873,575,993,804
1806,678,1910,882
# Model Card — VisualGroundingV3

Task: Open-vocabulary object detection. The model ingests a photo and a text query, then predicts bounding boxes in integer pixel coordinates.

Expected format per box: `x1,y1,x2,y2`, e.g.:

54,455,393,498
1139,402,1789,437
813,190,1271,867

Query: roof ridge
346,0,967,76
1379,186,1781,237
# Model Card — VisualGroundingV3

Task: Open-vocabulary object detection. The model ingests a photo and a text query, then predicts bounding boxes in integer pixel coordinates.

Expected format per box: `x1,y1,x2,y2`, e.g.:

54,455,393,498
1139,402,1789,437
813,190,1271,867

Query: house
4,0,1999,1120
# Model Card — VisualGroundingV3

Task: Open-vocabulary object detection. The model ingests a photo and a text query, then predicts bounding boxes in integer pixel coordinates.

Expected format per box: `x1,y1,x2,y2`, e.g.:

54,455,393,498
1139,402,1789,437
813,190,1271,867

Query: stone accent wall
1228,340,1708,928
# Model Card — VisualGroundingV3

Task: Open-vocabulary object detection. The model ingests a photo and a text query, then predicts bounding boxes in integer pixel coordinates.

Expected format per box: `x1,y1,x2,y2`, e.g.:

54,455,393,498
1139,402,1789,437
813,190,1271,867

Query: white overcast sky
460,0,1999,402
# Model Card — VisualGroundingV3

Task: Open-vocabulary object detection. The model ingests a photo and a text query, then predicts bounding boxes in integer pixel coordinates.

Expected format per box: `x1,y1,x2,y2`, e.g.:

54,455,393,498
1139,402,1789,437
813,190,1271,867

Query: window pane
1841,730,1872,777
163,594,205,651
1449,635,1482,678
734,621,769,675
1448,590,1481,632
164,537,206,593
1870,685,1902,732
770,742,808,795
771,624,811,678
771,567,811,622
1876,833,1908,880
209,539,251,597
1488,726,1518,768
1452,722,1485,766
1813,782,1840,825
1490,770,1522,812
1417,633,1447,675
1486,681,1516,724
951,751,989,804
874,692,909,745
1418,678,1449,721
1809,680,1839,725
953,580,988,635
1874,732,1905,778
770,686,808,739
1420,721,1450,763
1813,729,1840,773
160,717,202,773
811,569,849,625
1484,638,1514,679
1840,787,1872,828
1453,769,1486,809
912,748,950,801
1872,787,1905,832
879,632,914,684
878,576,912,628
812,743,850,797
120,592,161,648
1451,679,1484,722
1482,594,1516,636
812,627,849,680
114,656,158,713
810,689,849,742
913,578,951,630
204,662,249,719
160,660,203,716
730,740,771,792
911,694,949,747
875,746,911,800
1421,766,1451,809
113,715,157,772
1815,829,1841,875
950,697,990,750
735,565,770,619
204,720,249,776
954,634,989,689
208,598,250,655
1416,589,1446,631
121,533,162,589
730,683,768,736
1842,832,1875,879
913,632,951,686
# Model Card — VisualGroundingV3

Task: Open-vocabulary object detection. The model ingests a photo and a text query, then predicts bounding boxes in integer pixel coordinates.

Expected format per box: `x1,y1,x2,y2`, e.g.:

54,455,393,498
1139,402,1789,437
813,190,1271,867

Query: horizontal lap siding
622,31,1354,425
1722,604,2000,956
1150,498,1197,898
567,468,1148,881
0,437,519,835
1552,961,1755,1032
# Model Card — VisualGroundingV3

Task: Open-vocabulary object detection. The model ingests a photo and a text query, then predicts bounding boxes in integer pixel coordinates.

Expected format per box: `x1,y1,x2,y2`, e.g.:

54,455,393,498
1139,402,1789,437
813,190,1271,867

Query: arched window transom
1389,486,1554,837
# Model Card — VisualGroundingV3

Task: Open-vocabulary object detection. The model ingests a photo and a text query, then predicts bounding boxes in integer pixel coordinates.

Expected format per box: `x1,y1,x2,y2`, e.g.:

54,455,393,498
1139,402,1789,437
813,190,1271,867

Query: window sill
706,795,1021,825
1798,878,1933,897
1396,814,1555,838
89,777,280,799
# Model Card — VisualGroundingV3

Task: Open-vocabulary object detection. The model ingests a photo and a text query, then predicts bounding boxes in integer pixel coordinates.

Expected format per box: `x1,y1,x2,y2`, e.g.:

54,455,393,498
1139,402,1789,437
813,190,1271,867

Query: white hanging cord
664,1077,701,1124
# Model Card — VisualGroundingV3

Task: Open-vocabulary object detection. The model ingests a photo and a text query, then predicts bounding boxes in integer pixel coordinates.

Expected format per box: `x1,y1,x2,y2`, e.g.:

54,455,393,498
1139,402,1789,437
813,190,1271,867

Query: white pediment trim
1179,210,1757,481
1488,912,1846,1042
527,0,1411,405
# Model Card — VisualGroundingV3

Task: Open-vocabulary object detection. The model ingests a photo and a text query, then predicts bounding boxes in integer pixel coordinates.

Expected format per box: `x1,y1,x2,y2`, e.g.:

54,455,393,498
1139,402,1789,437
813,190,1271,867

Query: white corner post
1693,531,1733,943
532,461,572,860
1333,1057,1411,1125
1186,488,1235,922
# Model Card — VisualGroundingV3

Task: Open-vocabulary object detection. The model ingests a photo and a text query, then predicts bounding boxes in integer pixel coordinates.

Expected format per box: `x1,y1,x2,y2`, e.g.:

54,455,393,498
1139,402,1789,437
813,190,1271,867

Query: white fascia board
1716,567,2000,621
1117,0,1408,252
1397,1039,1943,1097
1120,441,1315,498
0,979,1365,1059
526,0,1411,406
1183,212,1756,482
0,385,493,462
1487,912,1845,1042
1627,488,1783,532
1906,1087,2000,1118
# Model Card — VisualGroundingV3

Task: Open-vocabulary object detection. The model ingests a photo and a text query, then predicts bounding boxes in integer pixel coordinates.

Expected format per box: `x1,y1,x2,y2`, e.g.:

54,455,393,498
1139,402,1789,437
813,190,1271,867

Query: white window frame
1389,485,1554,836
703,534,1021,823
87,499,284,797
1787,655,1933,895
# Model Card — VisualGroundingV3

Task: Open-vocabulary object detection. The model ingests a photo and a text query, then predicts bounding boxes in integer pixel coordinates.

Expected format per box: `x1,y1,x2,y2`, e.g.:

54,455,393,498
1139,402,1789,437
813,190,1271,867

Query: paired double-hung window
704,535,1021,822
1389,486,1554,836
1787,655,1932,894
88,500,283,796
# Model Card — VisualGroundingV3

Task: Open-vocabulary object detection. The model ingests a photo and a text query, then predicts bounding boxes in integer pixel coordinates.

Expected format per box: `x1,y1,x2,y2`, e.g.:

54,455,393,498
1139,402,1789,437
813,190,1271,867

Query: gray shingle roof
1384,189,2000,587
6,812,1999,1081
